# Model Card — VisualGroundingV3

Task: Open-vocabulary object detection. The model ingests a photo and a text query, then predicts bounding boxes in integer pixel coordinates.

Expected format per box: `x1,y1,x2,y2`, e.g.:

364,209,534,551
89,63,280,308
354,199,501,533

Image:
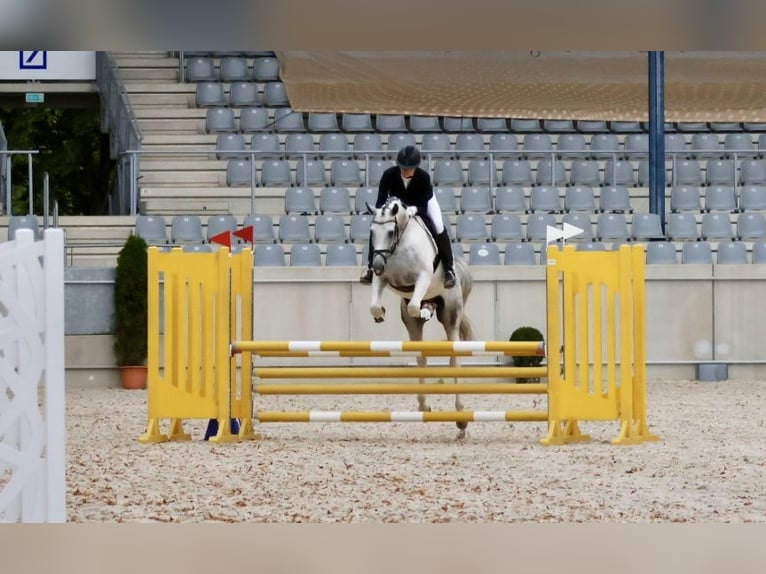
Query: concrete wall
63,263,766,386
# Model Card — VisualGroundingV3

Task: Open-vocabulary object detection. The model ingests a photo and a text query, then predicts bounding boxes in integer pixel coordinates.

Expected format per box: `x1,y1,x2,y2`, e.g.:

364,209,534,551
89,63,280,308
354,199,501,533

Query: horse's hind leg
401,299,429,412
437,301,467,439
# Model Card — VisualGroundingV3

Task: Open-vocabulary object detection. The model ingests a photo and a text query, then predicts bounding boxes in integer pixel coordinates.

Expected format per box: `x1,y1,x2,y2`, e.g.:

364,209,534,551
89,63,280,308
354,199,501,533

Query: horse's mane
380,196,408,216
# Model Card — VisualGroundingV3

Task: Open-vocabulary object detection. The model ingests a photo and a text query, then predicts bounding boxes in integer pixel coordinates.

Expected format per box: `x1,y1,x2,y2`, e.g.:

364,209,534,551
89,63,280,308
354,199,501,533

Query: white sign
0,51,96,80
546,223,584,245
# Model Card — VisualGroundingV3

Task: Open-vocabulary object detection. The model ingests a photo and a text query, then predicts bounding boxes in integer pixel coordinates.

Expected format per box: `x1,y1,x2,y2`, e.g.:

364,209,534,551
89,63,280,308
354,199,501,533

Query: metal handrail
0,150,40,216
96,51,143,216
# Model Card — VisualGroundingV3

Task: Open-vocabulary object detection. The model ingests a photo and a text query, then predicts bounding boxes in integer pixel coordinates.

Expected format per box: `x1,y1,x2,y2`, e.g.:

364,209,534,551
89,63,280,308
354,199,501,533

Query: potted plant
509,325,545,383
112,233,149,389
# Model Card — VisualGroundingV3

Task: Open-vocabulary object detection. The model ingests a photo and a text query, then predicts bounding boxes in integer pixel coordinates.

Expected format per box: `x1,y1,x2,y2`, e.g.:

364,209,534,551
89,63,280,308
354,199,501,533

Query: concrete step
140,171,224,185
134,108,206,119
120,68,179,81
129,94,189,106
139,118,203,132
112,56,178,68
124,83,195,94
141,159,226,170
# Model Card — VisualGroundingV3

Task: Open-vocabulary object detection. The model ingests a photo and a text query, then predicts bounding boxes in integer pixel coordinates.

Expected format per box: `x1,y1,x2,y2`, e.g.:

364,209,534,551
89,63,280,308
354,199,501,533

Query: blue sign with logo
19,51,47,70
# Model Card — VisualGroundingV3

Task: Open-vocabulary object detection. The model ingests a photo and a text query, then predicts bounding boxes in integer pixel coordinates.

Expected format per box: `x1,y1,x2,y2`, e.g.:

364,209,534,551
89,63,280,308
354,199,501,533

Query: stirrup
444,268,456,288
360,268,373,285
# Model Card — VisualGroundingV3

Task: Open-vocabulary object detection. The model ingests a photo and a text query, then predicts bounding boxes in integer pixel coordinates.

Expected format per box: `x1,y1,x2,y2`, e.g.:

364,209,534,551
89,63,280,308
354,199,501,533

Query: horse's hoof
374,316,384,323
456,429,466,440
419,308,433,321
456,421,468,431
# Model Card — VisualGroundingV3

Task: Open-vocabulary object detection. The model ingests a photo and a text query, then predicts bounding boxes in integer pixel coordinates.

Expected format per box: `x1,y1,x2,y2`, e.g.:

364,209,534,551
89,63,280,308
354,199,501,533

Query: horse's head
367,197,415,276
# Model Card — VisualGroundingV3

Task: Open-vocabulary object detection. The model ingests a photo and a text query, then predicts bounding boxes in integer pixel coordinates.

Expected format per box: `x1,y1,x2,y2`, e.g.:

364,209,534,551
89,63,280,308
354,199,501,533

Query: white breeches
427,196,445,234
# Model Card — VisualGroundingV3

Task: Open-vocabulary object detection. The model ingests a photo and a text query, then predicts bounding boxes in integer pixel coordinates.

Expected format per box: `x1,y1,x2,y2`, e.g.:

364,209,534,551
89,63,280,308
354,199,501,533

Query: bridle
370,205,412,263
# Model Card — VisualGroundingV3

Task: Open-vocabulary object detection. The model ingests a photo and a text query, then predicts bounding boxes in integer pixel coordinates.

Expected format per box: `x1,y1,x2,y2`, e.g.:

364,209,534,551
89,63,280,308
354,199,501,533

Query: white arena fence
0,228,66,523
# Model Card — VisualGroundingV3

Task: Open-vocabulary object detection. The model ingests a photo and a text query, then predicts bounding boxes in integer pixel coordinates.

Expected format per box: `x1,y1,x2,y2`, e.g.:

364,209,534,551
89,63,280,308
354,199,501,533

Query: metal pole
5,155,11,216
27,152,33,215
648,51,666,230
43,172,49,230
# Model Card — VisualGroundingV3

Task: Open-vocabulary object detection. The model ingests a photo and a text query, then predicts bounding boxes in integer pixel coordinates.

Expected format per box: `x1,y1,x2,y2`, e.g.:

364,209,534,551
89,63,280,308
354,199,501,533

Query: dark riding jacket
375,166,434,223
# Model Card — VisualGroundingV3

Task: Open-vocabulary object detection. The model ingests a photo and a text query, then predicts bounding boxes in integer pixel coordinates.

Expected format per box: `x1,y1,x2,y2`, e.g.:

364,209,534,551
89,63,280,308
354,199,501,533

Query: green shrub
112,234,148,366
509,325,545,382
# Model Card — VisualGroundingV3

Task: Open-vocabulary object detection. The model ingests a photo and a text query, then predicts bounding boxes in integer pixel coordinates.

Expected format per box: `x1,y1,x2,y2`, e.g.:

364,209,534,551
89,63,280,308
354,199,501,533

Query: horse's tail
456,258,475,341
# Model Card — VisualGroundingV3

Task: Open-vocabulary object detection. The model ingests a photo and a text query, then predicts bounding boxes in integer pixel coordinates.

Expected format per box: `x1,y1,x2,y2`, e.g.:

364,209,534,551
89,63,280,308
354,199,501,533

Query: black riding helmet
396,145,421,168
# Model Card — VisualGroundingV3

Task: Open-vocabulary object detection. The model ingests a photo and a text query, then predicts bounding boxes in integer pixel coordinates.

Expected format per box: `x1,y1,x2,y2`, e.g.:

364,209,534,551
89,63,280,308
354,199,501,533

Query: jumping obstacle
139,243,658,446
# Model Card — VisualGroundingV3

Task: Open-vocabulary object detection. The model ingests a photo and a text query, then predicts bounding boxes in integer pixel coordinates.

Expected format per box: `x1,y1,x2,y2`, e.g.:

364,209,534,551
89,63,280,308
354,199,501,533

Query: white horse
367,197,475,439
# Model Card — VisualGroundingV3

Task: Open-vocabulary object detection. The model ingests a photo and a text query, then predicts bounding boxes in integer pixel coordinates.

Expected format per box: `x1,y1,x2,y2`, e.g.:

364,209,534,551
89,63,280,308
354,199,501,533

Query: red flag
209,230,232,248
233,225,254,243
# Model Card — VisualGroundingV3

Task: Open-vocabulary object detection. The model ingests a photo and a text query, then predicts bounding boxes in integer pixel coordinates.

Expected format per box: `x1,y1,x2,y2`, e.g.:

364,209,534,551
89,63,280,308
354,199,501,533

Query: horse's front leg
369,276,387,323
401,301,429,412
406,272,433,319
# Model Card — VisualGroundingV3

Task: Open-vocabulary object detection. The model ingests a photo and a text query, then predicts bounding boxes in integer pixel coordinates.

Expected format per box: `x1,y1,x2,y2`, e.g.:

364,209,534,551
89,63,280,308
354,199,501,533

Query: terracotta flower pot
120,366,147,390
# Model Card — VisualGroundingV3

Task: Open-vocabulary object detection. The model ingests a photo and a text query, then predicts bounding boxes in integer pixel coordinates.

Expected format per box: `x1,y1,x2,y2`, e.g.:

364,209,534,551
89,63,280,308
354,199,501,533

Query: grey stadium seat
206,108,235,133
535,159,567,186
330,159,363,187
243,213,276,243
319,133,350,158
434,187,459,215
295,159,327,187
700,212,733,241
251,133,281,156
308,112,339,132
624,133,649,158
254,244,286,266
135,215,167,244
313,214,347,243
704,186,737,212
284,187,317,215
352,133,383,158
325,243,359,266
432,159,464,187
476,117,508,132
705,159,736,186
350,213,373,243
493,186,527,213
690,133,721,158
263,81,289,107
285,133,316,158
171,215,204,243
409,115,441,132
751,241,766,264
522,133,553,159
503,241,537,265
229,82,261,107
510,118,541,132
206,214,238,242
387,133,417,157
543,119,575,132
319,186,352,214
185,56,217,82
226,159,255,186
239,108,270,133
569,160,601,187
716,241,748,264
739,185,766,211
274,108,305,132
603,159,635,186
216,133,247,160
596,213,629,241
456,134,486,157
577,120,607,132
589,133,620,159
290,243,322,266
260,159,292,187
599,186,633,213
490,214,524,242
365,160,392,186
724,133,757,158
501,160,533,186
443,117,474,132
421,133,451,155
455,213,489,242
740,159,766,185
736,212,766,240
564,186,596,212
375,114,407,132
488,133,518,158
681,241,713,264
645,242,678,265
529,186,562,213
353,187,378,214
278,214,312,243
631,213,665,241
253,57,280,81
460,186,493,214
525,213,557,242
196,82,226,107
342,113,373,132
670,186,702,212
666,212,699,241
220,56,248,82
468,242,501,265
556,133,587,159
673,160,704,186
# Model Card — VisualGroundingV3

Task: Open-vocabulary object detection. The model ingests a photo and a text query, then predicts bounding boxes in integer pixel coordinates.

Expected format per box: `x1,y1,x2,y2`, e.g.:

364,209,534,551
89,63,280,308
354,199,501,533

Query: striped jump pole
232,340,545,357
254,383,548,395
255,411,549,423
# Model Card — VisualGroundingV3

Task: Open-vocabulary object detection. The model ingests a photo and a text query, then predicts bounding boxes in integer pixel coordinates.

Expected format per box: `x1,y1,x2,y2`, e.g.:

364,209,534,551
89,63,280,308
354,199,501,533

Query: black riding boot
359,234,373,284
435,229,456,288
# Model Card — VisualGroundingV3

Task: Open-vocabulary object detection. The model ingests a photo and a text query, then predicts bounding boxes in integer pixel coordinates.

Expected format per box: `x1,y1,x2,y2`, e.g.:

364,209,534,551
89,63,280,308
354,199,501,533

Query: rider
359,144,456,288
